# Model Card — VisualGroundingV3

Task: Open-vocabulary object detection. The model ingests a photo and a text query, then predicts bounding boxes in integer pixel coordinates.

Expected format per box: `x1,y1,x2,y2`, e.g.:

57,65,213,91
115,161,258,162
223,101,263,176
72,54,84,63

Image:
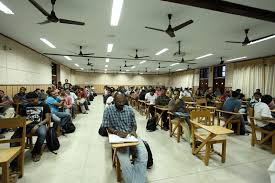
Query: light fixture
155,48,168,56
80,68,84,70
131,66,136,69
40,38,56,48
170,63,179,67
196,53,213,60
105,65,108,68
121,72,126,74
64,56,72,60
105,69,107,71
0,1,14,14
139,60,146,64
111,0,124,26
176,69,183,71
248,34,275,45
107,44,113,52
156,68,159,71
74,64,79,67
106,58,110,63
226,56,247,62
139,73,143,75
126,70,130,72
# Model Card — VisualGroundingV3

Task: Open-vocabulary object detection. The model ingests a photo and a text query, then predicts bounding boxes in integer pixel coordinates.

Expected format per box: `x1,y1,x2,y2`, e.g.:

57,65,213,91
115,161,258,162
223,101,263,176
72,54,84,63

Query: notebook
108,134,139,143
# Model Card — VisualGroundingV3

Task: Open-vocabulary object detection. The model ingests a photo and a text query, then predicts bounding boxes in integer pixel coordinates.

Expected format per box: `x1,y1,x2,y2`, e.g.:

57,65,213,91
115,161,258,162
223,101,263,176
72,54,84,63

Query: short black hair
150,89,155,93
26,92,38,99
261,95,273,105
0,90,4,93
253,92,261,97
232,91,239,98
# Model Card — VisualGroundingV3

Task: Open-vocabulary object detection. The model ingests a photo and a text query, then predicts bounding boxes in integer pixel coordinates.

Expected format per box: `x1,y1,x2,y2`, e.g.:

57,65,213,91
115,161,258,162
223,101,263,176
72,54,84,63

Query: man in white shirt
181,88,192,97
145,89,157,118
254,95,275,131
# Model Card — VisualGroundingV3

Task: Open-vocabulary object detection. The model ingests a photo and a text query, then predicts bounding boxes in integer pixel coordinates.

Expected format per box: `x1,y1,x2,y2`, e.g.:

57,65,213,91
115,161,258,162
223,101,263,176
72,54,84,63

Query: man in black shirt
12,92,51,162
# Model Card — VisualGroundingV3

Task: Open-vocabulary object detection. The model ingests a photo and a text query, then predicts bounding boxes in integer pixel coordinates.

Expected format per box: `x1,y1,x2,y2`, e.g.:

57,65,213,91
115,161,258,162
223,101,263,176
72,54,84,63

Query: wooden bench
168,112,184,143
190,120,233,166
154,106,168,128
0,117,26,183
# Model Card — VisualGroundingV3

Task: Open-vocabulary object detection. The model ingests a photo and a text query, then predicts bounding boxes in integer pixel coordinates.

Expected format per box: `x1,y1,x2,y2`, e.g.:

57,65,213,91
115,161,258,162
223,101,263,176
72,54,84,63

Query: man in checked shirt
102,92,148,183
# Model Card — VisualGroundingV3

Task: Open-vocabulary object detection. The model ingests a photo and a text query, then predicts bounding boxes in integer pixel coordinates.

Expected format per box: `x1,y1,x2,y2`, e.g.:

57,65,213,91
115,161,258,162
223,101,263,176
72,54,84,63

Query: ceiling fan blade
225,41,243,44
38,20,51,25
82,53,95,55
185,59,195,62
173,20,194,31
29,0,50,17
186,62,196,65
249,34,275,43
128,55,135,58
59,19,85,26
145,26,165,32
137,56,150,58
166,30,175,37
43,53,88,57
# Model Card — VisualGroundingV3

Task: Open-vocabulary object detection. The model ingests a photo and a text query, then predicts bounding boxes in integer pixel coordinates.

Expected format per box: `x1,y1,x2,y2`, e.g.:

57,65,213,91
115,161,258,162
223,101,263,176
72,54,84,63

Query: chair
248,107,275,154
196,98,207,106
190,110,212,126
0,117,26,183
216,110,242,135
182,96,193,102
168,112,183,143
190,120,233,166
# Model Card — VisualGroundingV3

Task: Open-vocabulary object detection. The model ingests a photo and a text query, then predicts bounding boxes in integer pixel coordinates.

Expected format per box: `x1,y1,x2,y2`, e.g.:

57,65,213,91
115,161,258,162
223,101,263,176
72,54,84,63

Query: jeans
72,104,76,117
52,112,71,127
64,108,71,116
117,138,148,183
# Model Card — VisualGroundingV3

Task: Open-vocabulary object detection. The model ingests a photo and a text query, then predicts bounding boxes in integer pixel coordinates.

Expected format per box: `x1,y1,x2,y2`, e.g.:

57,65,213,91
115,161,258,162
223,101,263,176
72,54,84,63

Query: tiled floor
14,96,273,183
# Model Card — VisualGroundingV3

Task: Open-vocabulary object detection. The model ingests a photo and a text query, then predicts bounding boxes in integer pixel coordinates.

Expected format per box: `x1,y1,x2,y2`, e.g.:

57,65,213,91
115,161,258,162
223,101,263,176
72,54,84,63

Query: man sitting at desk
155,86,170,131
102,92,148,183
168,89,189,120
254,95,275,131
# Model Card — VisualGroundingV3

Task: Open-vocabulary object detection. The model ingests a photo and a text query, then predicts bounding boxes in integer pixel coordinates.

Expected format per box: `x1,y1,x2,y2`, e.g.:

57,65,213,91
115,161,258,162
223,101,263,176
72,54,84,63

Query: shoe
82,111,88,114
32,154,41,162
162,127,169,131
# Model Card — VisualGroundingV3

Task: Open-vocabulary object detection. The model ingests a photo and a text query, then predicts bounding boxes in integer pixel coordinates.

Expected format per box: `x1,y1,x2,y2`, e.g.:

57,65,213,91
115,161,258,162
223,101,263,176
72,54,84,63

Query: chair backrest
182,96,193,102
196,98,207,106
0,117,26,147
215,102,224,110
190,110,211,125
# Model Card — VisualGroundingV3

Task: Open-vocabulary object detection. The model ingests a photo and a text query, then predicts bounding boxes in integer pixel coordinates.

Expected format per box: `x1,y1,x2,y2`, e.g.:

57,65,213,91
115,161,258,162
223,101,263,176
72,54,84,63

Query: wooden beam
162,0,275,23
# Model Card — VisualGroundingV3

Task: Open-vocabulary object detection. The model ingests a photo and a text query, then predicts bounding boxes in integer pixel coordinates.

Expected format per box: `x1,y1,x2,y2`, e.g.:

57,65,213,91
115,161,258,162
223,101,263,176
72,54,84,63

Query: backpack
63,122,76,134
146,117,157,132
98,125,108,137
143,140,153,169
46,127,60,153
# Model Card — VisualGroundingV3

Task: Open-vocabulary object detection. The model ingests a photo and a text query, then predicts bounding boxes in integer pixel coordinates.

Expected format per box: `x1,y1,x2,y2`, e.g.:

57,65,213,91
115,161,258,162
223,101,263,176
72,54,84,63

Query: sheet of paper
108,134,139,143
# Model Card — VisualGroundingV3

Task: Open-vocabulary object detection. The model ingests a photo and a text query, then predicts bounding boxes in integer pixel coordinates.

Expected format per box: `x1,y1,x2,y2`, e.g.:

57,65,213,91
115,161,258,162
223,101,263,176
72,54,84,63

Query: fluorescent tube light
126,70,130,72
139,73,143,75
64,56,72,60
176,69,183,71
105,69,107,71
156,68,159,71
74,64,79,67
80,68,84,70
226,56,247,62
105,65,108,68
131,66,136,69
170,63,179,67
121,72,126,74
155,48,168,56
107,44,113,52
139,60,146,64
247,34,275,45
196,53,213,60
106,58,110,63
40,38,56,48
0,1,14,14
111,0,124,26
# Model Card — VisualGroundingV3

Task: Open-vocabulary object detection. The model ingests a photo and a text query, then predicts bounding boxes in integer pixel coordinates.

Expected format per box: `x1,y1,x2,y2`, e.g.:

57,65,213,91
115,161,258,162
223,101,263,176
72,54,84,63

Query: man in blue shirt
46,90,71,130
222,91,247,135
102,92,148,183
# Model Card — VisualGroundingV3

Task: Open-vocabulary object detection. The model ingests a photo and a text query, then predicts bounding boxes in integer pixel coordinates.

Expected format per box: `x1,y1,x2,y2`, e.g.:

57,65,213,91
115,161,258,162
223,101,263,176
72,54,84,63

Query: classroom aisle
18,96,273,183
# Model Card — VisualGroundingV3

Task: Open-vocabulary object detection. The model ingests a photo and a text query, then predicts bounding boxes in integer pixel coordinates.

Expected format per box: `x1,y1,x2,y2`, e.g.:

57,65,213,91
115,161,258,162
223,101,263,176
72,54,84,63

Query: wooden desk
144,102,154,119
196,106,217,125
154,106,168,128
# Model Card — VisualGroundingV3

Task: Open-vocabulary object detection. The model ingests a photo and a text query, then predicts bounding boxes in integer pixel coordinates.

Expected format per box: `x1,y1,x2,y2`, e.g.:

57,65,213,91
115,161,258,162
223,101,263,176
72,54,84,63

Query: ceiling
1,0,275,74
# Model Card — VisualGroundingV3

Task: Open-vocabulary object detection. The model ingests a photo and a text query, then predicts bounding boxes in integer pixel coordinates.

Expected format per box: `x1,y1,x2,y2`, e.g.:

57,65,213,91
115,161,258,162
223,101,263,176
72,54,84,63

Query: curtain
264,64,275,96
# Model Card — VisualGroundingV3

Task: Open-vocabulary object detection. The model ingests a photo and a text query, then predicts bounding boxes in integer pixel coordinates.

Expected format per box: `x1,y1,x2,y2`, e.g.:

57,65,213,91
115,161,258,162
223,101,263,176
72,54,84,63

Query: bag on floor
98,125,108,137
63,122,76,134
46,127,60,153
143,140,153,169
146,117,156,132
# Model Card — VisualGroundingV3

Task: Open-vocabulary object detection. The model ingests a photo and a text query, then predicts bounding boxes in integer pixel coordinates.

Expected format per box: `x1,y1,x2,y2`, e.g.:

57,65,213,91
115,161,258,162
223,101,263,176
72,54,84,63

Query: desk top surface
191,120,233,135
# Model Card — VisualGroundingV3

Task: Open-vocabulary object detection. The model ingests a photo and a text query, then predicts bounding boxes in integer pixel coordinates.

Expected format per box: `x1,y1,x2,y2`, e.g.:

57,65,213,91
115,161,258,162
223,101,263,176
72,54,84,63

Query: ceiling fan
29,0,85,26
44,46,94,57
123,61,134,68
87,59,93,66
176,57,196,64
225,29,275,46
157,62,167,69
173,41,186,57
128,49,149,59
145,14,193,38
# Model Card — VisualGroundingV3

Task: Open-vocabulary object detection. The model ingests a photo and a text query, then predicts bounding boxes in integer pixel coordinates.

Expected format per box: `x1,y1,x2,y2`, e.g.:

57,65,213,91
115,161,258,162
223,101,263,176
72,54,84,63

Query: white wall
60,65,72,84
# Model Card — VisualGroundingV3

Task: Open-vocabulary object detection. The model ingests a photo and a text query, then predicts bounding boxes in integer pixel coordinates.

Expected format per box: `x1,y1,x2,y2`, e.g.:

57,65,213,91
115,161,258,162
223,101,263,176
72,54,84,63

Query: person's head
236,89,241,94
41,89,45,93
256,89,260,93
160,86,166,96
35,88,41,94
60,89,66,97
261,95,273,105
52,85,56,90
224,90,231,96
26,92,39,105
231,91,239,99
65,89,71,96
173,89,180,99
253,92,261,101
49,90,58,98
0,90,4,98
239,93,245,100
114,92,126,111
150,89,155,96
65,79,68,83
19,87,26,94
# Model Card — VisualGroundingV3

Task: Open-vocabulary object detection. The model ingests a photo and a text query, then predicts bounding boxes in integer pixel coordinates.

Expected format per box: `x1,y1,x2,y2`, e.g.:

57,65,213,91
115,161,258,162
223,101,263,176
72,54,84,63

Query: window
214,65,226,78
200,68,209,79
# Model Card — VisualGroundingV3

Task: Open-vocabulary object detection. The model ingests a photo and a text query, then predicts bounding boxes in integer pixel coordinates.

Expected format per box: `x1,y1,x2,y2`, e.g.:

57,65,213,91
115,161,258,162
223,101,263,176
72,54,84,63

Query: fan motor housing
173,51,186,57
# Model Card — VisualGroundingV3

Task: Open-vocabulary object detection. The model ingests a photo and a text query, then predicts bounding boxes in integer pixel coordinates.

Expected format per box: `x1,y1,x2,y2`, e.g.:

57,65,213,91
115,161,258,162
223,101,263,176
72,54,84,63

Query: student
205,88,215,106
0,90,13,106
139,89,147,101
67,89,77,118
181,88,192,97
220,90,231,102
155,86,170,131
105,90,115,107
222,91,247,135
249,92,261,108
60,90,73,115
168,89,189,119
63,79,72,90
214,88,222,96
102,92,148,183
13,87,27,103
145,89,157,117
12,92,50,162
254,95,275,131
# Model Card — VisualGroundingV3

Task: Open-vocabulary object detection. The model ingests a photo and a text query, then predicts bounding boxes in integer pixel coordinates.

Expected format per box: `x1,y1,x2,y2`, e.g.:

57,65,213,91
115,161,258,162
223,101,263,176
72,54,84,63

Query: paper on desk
108,134,139,143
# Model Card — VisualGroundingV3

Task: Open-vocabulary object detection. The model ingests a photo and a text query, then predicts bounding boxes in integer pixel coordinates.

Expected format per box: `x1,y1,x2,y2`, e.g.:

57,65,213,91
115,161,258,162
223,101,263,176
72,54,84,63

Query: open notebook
108,134,139,143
